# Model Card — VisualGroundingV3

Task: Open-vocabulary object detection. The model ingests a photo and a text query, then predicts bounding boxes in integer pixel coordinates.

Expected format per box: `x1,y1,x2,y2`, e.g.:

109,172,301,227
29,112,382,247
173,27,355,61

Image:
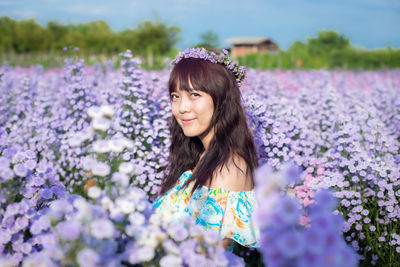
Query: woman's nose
179,97,190,113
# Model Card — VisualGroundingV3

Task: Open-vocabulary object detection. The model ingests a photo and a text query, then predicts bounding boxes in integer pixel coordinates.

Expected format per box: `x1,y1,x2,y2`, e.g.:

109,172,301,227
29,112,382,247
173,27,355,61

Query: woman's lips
181,118,196,124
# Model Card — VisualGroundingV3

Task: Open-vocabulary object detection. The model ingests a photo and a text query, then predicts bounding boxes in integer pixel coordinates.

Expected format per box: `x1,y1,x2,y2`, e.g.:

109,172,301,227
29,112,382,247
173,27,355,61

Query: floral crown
171,47,246,86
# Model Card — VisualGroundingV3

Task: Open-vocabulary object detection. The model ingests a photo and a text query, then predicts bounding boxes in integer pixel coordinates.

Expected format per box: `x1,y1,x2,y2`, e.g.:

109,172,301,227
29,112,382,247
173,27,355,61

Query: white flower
159,209,175,226
203,229,220,245
129,212,145,226
73,198,89,210
49,199,73,214
112,172,130,187
80,128,94,141
73,199,92,221
22,252,54,267
116,198,135,214
162,239,180,255
77,248,99,267
149,213,162,227
119,162,134,174
92,162,110,176
90,219,115,239
92,117,110,131
154,230,167,242
100,196,114,210
1,257,16,267
87,106,103,119
93,140,111,153
68,135,83,147
136,246,155,262
142,234,159,249
136,201,146,212
122,138,134,149
160,254,182,267
101,105,115,117
14,163,28,177
108,138,125,153
190,224,206,237
87,186,102,199
81,157,97,171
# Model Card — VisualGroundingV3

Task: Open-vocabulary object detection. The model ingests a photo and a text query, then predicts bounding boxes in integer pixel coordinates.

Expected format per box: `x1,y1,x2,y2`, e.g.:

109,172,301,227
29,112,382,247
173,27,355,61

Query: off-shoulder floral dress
152,170,259,249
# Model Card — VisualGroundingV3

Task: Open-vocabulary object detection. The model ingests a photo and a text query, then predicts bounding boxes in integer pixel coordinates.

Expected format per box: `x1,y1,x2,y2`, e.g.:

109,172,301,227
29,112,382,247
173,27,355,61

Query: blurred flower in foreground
253,162,358,267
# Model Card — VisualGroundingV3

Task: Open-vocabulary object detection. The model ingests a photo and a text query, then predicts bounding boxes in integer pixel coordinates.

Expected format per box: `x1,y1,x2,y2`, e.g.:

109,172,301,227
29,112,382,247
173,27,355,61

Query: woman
153,48,259,250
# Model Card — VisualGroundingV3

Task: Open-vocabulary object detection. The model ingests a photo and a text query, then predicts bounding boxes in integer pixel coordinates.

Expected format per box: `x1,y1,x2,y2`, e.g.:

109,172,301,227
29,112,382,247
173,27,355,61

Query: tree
14,19,46,52
131,20,181,66
0,16,16,52
45,21,69,51
306,30,350,55
195,30,220,49
133,20,180,55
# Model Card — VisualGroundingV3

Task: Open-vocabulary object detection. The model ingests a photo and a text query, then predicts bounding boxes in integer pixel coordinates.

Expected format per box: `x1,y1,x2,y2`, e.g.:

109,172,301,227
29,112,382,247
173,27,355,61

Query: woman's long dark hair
158,57,258,196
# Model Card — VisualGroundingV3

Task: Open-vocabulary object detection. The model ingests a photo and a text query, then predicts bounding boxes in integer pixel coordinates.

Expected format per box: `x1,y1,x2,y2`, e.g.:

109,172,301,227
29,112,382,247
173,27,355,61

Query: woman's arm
222,238,234,250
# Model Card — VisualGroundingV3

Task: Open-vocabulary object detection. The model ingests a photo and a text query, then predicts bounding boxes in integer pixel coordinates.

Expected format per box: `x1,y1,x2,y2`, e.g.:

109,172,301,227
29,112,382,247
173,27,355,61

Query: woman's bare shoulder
207,154,254,191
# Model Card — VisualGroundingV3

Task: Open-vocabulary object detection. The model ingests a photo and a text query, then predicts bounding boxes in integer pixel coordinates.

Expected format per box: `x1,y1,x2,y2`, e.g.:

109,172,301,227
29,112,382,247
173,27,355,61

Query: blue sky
1,0,399,50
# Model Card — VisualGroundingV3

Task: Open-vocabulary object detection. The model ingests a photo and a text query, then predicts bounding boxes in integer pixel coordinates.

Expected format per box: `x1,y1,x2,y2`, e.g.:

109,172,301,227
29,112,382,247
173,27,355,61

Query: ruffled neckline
185,170,255,194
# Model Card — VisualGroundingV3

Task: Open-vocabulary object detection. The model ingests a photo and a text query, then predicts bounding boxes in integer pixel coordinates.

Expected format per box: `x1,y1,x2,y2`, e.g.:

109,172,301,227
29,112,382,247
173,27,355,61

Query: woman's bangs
168,58,212,95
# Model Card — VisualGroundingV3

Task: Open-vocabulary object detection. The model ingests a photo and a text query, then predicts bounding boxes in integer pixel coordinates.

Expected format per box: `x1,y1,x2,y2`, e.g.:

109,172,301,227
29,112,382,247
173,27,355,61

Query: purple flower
57,220,81,240
77,248,99,267
36,162,48,173
282,162,303,184
0,167,14,180
30,216,50,235
313,189,338,212
0,230,11,244
311,213,335,232
303,228,324,254
3,147,17,159
0,156,10,167
12,152,26,164
24,159,37,170
41,188,53,199
51,185,67,198
276,231,305,258
20,242,32,254
32,176,44,186
13,163,28,177
224,251,245,267
169,224,188,242
14,216,29,231
298,251,321,267
274,195,301,226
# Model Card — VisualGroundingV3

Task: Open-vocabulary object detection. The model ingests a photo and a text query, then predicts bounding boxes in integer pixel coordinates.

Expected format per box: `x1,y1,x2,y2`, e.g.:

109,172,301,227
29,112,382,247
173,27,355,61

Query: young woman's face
170,81,214,148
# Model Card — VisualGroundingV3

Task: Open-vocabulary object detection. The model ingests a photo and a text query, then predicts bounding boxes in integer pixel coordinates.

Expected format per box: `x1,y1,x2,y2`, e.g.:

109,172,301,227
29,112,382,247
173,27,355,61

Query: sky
0,0,399,50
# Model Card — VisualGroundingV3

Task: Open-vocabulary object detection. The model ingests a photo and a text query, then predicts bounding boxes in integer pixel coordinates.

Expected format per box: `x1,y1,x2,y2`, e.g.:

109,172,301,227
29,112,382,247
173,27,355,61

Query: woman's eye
170,94,179,100
191,93,200,97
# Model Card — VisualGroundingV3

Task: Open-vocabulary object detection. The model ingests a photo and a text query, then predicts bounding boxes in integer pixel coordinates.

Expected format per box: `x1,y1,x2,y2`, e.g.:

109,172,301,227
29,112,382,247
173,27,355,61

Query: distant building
225,37,280,58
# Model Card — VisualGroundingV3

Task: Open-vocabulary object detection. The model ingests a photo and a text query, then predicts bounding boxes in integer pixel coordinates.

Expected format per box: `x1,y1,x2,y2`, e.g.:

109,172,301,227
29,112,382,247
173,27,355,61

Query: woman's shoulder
207,154,254,192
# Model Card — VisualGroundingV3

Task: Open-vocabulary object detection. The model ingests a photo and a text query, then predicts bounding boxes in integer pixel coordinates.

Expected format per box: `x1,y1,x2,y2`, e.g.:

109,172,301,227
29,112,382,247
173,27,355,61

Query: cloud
0,0,12,6
66,4,114,16
7,9,39,18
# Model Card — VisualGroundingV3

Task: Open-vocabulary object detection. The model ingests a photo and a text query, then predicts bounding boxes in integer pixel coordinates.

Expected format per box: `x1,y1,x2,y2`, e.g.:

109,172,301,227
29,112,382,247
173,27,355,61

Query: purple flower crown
171,47,246,86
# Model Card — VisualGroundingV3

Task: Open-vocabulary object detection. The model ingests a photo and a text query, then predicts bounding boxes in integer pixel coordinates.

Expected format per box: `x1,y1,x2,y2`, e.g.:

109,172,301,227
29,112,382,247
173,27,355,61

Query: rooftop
225,37,272,45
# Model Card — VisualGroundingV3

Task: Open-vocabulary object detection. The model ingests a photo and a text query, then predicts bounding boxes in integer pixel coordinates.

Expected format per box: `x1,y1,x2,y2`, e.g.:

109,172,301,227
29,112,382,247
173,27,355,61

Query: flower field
0,51,399,267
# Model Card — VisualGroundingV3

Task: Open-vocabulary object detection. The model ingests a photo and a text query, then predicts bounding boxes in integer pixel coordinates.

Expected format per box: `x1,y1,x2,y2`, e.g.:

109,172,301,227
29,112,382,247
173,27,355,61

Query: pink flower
303,198,314,207
298,215,311,227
